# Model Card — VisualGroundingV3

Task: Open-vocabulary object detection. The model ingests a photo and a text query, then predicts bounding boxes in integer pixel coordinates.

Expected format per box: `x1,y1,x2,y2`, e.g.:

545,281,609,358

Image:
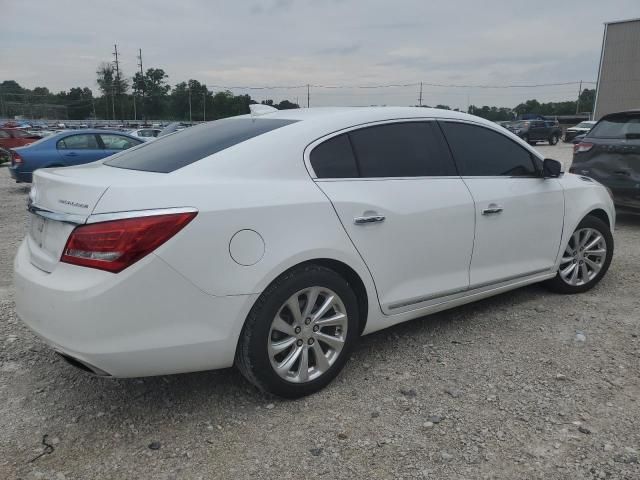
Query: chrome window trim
304,118,452,180
86,207,198,224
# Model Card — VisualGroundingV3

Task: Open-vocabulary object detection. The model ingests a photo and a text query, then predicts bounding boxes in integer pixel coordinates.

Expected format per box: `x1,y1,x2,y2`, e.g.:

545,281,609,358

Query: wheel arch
585,208,611,229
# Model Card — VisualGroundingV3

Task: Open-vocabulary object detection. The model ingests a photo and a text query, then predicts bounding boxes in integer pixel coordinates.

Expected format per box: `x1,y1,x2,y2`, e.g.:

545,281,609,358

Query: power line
209,80,596,91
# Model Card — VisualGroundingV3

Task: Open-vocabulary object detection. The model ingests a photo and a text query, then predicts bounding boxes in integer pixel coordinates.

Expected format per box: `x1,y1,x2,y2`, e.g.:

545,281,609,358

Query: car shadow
37,281,552,421
616,211,640,227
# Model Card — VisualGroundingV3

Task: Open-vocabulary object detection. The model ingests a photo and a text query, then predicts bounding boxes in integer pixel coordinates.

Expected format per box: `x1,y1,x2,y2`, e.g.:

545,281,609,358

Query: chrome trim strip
27,204,87,225
387,268,553,311
86,207,198,224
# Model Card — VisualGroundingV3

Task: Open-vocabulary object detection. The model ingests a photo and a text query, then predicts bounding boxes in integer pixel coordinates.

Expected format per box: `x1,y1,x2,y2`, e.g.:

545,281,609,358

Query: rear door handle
65,152,78,157
482,204,504,215
354,215,386,225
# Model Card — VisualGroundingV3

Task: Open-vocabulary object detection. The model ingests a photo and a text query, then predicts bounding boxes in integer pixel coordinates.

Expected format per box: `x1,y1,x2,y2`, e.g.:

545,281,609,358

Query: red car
0,128,42,150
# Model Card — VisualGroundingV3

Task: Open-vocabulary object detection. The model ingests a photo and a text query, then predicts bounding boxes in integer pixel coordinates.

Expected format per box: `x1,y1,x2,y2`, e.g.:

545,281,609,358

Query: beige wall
594,19,640,119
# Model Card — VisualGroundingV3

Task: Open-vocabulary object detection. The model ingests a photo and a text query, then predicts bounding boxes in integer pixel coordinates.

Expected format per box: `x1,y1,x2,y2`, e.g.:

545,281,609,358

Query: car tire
235,264,360,398
549,134,559,145
543,215,613,294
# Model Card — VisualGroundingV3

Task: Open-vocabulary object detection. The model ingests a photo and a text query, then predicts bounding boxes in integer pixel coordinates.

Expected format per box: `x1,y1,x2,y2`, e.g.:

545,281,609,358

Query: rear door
309,121,475,314
56,134,105,165
530,121,546,140
440,121,564,287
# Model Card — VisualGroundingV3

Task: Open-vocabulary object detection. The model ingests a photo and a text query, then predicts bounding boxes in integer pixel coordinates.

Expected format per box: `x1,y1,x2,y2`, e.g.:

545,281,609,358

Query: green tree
133,68,171,119
578,88,595,113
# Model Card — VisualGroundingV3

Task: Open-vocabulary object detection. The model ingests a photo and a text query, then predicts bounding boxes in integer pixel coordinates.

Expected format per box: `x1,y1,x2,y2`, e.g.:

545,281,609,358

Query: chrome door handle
354,215,386,225
482,204,504,215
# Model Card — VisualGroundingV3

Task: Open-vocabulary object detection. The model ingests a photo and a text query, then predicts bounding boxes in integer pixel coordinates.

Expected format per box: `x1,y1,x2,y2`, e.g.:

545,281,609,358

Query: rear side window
57,134,100,150
310,134,358,178
589,114,640,139
349,122,456,177
106,117,298,173
100,134,141,150
441,122,538,177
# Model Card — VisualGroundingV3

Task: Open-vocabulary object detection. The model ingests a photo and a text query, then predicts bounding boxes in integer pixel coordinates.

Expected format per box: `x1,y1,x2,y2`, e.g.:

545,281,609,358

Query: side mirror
543,158,562,178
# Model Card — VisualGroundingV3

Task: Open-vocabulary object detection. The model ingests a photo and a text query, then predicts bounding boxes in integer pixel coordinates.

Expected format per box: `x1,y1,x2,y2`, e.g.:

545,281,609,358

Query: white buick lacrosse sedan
15,106,614,397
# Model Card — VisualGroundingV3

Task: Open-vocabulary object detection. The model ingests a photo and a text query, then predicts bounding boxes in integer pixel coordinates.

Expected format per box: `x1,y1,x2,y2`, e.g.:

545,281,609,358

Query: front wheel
549,133,559,145
544,216,613,294
235,265,359,398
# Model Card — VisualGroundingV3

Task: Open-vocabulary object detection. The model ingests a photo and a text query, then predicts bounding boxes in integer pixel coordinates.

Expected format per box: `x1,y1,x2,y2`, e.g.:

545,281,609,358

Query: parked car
507,120,562,145
0,128,42,150
15,107,614,398
8,129,143,183
564,121,596,143
128,128,162,140
570,110,640,211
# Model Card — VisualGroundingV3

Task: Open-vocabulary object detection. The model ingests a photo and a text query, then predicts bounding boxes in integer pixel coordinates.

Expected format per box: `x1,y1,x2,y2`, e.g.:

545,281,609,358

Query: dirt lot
1,143,639,479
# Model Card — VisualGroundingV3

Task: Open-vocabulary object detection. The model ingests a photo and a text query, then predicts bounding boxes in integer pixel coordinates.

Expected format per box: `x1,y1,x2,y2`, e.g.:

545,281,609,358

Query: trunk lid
27,163,166,272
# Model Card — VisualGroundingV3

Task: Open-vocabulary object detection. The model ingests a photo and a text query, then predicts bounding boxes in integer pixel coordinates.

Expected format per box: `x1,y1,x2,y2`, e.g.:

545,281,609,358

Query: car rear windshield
105,117,298,173
588,114,640,139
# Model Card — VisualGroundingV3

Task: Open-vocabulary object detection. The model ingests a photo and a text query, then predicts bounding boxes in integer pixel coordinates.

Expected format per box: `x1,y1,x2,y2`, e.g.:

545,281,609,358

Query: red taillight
573,142,594,154
61,212,197,273
11,150,22,164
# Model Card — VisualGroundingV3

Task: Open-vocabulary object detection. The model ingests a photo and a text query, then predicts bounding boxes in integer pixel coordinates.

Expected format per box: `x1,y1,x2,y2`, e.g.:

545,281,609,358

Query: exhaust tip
55,352,112,377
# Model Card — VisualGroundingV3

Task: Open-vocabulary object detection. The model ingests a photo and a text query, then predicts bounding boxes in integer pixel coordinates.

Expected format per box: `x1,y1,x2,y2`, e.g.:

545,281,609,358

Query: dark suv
570,110,640,211
507,120,562,145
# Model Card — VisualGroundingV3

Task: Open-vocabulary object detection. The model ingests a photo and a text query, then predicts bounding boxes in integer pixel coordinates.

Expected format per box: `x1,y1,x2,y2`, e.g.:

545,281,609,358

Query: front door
440,121,564,287
309,121,475,313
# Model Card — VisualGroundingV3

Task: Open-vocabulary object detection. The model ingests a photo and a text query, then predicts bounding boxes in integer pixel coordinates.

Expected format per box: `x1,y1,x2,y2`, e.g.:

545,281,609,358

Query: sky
2,0,639,109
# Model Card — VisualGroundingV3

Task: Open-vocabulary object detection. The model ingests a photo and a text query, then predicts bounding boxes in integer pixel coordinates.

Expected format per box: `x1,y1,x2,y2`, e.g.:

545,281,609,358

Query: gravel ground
1,143,639,480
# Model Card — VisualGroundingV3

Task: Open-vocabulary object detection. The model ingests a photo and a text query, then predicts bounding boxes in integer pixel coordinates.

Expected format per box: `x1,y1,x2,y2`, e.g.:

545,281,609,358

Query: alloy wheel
268,287,348,383
559,228,607,286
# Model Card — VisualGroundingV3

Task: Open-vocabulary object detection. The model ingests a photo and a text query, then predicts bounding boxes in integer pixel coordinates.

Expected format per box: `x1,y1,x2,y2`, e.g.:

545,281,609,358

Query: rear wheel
236,264,359,398
544,216,613,294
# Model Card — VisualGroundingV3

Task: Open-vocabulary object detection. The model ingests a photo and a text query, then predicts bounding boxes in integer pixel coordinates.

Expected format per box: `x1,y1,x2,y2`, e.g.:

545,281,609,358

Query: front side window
441,122,538,177
57,134,99,150
100,134,141,150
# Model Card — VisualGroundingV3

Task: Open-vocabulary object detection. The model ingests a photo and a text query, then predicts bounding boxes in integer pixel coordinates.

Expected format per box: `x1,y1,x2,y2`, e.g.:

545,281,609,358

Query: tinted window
100,134,141,150
310,134,358,178
0,131,9,139
106,117,297,173
57,134,99,150
441,122,538,177
589,114,640,139
11,129,30,138
348,122,456,177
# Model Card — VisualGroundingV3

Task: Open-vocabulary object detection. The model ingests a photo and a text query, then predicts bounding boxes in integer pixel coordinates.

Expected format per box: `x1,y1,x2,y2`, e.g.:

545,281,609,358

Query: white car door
440,121,564,287
308,121,475,314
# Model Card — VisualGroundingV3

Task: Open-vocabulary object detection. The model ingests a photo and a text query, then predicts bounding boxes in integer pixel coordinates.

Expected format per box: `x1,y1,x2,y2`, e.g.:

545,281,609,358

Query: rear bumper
14,240,257,377
8,165,32,183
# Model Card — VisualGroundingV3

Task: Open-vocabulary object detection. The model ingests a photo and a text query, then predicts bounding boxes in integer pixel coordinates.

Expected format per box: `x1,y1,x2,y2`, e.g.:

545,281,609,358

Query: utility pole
91,96,96,119
307,84,310,108
137,48,145,122
576,80,583,114
188,85,192,122
418,81,423,107
203,92,206,121
133,95,137,121
112,44,122,120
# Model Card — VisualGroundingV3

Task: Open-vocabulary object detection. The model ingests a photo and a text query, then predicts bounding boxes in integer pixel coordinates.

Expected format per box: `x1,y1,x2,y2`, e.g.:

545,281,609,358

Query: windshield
510,121,528,128
589,115,640,139
575,122,594,129
105,117,298,173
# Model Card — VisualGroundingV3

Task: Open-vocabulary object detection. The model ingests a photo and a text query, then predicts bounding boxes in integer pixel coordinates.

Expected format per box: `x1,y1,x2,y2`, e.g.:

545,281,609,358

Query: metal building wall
594,19,640,119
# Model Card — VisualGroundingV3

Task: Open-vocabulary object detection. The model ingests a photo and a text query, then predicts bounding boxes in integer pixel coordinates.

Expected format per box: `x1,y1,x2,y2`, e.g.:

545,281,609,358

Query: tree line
1,66,595,122
0,65,300,122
